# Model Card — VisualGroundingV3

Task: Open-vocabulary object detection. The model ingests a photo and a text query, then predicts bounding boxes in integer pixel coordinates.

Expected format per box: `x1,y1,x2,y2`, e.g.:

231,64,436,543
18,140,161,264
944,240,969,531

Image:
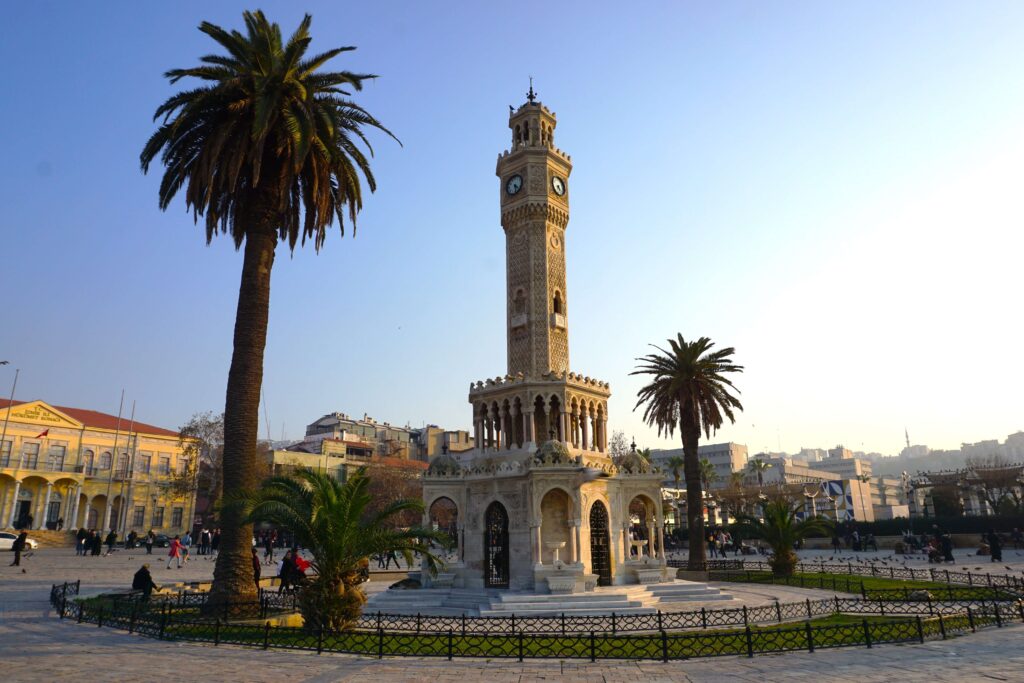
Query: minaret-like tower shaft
496,97,573,378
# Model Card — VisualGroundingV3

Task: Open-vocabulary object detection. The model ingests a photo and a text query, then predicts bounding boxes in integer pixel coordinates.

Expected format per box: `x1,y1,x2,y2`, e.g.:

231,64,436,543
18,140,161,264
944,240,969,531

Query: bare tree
966,455,1024,514
608,430,630,461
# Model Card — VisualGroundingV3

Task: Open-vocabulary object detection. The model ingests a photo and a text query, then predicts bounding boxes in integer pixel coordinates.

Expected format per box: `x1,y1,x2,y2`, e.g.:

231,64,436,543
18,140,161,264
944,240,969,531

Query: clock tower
496,86,573,378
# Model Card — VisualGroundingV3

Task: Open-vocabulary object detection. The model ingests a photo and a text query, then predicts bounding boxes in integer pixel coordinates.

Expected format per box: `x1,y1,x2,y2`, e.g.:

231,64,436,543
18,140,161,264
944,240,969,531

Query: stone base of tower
423,440,669,593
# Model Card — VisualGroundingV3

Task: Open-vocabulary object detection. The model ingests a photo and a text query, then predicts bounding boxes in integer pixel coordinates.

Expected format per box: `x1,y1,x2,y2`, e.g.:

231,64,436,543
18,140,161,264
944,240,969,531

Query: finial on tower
527,76,537,104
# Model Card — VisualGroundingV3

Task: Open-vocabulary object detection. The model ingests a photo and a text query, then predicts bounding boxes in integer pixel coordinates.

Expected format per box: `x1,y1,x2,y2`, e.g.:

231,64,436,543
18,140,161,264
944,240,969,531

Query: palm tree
665,455,685,530
699,457,719,491
731,499,830,576
242,468,448,631
140,11,397,607
632,335,743,567
747,457,771,487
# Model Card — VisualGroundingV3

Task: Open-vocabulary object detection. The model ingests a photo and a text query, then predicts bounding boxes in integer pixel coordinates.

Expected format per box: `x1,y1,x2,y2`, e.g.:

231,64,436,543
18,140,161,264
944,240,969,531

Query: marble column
647,523,656,559
457,525,465,562
657,524,666,560
572,521,582,565
581,410,590,451
622,525,630,561
502,406,513,450
531,523,542,566
39,482,53,529
102,501,112,532
522,407,534,447
4,480,19,528
69,486,82,529
560,411,569,444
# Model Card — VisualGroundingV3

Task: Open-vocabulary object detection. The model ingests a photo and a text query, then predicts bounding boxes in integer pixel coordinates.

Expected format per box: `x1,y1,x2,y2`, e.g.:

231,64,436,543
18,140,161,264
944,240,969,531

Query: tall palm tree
140,11,397,607
632,335,743,567
731,499,830,576
747,457,771,487
242,468,448,631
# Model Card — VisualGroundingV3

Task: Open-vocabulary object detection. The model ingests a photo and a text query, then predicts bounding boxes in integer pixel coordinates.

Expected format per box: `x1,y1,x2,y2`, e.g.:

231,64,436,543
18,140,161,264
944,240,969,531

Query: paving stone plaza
4,547,1024,682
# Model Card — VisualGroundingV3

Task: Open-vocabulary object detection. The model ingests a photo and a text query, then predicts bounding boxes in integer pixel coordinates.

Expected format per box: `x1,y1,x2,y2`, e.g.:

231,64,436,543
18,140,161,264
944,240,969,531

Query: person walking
9,530,28,567
277,550,294,594
987,530,1003,562
263,532,275,565
132,564,160,601
90,530,102,556
166,535,183,570
145,530,155,555
251,547,261,592
211,529,221,556
76,528,88,556
104,530,118,556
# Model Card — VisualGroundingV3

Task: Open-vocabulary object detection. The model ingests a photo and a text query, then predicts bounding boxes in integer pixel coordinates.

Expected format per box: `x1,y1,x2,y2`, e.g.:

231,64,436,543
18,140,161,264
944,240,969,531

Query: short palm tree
699,457,719,491
242,468,448,632
732,499,830,576
632,335,743,567
747,457,771,487
140,11,397,607
665,455,685,528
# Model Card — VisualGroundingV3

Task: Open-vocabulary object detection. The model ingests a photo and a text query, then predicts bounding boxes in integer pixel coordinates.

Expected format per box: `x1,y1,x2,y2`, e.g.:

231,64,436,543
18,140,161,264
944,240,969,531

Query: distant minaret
904,427,910,449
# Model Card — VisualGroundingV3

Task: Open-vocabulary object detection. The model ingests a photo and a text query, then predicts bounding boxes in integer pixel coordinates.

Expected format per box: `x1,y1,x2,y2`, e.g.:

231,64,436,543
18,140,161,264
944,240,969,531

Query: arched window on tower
553,291,563,315
515,125,521,146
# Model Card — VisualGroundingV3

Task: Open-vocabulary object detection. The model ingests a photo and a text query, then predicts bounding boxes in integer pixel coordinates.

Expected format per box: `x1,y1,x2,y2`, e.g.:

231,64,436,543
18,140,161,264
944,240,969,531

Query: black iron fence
48,581,1024,661
669,559,1024,591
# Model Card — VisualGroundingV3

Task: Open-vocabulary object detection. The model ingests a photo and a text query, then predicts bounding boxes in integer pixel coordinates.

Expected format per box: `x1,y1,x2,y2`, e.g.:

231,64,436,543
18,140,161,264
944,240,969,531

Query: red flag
34,429,49,438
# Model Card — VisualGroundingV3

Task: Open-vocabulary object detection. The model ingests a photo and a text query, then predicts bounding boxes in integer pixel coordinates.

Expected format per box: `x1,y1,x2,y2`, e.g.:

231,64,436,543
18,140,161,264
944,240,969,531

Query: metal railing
49,580,1024,661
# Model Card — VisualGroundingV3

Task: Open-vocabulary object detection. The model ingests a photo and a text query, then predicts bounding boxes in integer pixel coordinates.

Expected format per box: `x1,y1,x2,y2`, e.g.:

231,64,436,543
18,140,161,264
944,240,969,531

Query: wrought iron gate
484,501,509,588
589,501,612,586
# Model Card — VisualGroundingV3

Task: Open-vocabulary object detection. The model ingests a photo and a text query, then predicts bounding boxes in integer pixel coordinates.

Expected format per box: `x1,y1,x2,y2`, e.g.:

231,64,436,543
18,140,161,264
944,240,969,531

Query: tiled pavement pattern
3,548,1023,682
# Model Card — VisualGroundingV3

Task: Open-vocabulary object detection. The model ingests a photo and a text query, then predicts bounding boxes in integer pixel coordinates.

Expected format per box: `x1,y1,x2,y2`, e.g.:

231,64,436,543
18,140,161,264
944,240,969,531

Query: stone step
479,605,655,617
491,592,640,605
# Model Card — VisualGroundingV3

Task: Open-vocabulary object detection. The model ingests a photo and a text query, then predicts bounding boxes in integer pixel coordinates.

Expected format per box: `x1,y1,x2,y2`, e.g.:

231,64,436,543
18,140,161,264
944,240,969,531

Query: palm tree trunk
680,403,706,568
209,224,277,609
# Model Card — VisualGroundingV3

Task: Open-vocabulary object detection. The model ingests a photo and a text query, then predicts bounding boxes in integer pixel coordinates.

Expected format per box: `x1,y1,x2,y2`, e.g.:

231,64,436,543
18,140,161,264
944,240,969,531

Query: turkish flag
35,429,49,438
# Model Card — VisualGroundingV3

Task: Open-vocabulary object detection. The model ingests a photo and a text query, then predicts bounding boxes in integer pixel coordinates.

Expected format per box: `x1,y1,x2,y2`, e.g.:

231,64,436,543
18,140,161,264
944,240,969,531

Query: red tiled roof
0,399,181,439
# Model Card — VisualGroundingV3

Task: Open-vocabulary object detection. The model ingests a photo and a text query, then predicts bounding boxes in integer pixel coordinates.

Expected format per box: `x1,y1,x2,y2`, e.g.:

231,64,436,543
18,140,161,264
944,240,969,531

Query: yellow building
0,399,197,534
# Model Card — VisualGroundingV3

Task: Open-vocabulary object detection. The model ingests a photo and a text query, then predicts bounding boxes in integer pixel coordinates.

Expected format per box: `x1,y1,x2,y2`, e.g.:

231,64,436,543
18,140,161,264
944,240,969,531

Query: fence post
805,621,815,653
159,605,167,639
661,630,669,662
1018,600,1024,622
517,631,524,662
805,599,812,619
775,601,782,623
833,595,840,614
862,619,872,648
264,621,271,650
377,627,384,658
511,613,516,634
462,613,466,637
860,582,867,599
214,619,221,646
744,625,754,657
97,606,104,629
77,601,84,624
657,610,663,631
967,606,976,632
416,612,421,635
611,612,616,634
742,605,749,628
590,631,596,662
701,607,707,629
994,604,1002,628
967,572,973,586
879,599,885,616
946,585,954,601
915,615,924,643
938,613,946,639
926,595,934,616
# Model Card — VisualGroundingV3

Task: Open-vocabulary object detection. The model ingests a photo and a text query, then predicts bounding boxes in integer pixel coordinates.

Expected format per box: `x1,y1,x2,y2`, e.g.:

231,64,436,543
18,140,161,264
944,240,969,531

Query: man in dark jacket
132,564,159,600
9,531,28,567
251,547,261,591
987,530,1003,562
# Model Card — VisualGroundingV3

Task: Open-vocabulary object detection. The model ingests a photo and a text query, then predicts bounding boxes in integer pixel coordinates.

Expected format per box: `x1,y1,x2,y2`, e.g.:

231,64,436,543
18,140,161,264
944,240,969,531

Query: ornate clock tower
416,88,671,595
496,85,572,378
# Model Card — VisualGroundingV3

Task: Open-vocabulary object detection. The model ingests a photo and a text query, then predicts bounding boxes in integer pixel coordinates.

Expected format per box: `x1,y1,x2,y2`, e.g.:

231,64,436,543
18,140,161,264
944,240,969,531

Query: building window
82,450,95,476
158,455,170,475
22,443,40,469
137,452,152,475
47,444,67,471
0,440,11,467
116,453,129,478
171,507,183,529
132,506,145,528
152,507,164,528
99,451,112,470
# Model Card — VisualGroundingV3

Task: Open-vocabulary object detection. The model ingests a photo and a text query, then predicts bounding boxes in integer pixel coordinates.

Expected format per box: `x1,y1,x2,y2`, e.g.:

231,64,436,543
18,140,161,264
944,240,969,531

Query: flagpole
102,390,125,532
116,401,137,535
0,368,19,465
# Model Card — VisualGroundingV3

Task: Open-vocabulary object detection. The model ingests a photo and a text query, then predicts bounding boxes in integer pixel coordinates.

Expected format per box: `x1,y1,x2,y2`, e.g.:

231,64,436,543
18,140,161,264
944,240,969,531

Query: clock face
551,176,566,196
505,174,523,195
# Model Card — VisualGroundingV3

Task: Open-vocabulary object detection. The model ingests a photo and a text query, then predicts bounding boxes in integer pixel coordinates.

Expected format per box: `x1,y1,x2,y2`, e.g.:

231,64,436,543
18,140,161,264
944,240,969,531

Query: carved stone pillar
571,520,582,565
501,405,512,450
657,523,666,561
509,403,519,449
622,524,630,561
560,411,569,444
531,522,542,566
647,523,656,559
522,405,534,447
581,409,590,451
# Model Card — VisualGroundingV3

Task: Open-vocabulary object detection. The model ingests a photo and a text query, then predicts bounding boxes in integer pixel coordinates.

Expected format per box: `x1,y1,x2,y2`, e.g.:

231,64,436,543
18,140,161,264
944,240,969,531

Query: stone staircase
365,580,732,617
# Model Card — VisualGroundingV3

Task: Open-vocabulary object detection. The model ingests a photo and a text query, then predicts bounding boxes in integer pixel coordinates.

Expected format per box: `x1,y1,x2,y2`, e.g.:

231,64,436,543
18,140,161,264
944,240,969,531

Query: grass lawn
713,571,1015,600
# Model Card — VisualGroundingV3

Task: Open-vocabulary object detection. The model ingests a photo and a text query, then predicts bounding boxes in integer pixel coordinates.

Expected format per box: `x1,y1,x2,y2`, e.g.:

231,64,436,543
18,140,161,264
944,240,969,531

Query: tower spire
526,76,537,104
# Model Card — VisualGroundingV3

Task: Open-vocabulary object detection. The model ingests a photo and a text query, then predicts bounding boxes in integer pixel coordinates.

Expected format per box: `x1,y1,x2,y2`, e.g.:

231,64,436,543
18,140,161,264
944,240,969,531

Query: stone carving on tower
420,86,668,593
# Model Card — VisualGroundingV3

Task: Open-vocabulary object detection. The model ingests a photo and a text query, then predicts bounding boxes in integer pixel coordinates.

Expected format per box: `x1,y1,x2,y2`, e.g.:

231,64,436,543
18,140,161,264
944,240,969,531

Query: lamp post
901,470,914,535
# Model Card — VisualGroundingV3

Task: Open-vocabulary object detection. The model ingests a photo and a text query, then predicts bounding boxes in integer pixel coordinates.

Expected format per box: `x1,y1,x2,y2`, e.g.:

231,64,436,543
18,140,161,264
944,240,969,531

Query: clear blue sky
2,2,1022,454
